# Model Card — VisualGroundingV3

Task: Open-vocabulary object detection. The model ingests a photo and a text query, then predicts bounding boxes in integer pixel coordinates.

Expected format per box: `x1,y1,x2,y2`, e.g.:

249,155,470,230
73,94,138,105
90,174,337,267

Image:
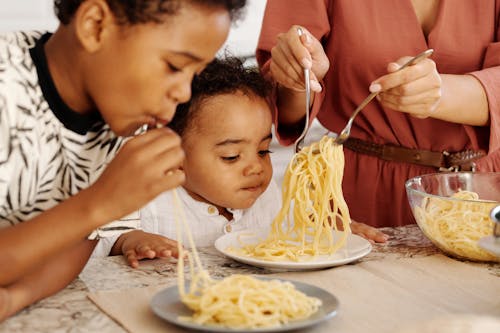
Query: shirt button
207,206,217,215
224,224,232,233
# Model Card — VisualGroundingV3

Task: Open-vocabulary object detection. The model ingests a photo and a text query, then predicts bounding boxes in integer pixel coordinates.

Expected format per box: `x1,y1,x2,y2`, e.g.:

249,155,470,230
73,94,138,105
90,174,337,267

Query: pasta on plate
232,136,352,262
171,190,322,329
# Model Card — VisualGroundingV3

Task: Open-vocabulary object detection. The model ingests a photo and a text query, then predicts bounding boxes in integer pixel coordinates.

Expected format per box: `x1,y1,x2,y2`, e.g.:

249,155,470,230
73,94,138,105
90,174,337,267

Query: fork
332,48,434,145
293,28,312,153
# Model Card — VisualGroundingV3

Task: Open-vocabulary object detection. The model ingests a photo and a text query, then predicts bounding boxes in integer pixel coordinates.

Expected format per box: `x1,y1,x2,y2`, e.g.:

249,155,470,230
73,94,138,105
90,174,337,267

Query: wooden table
1,225,498,333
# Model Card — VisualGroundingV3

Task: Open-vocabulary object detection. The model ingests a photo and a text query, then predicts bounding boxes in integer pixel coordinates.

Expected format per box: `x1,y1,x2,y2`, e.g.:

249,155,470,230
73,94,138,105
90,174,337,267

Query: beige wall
0,0,267,58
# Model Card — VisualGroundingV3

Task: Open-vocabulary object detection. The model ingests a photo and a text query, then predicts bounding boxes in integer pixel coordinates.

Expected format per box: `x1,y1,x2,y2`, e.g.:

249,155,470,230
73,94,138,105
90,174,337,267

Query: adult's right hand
269,25,329,93
89,127,185,223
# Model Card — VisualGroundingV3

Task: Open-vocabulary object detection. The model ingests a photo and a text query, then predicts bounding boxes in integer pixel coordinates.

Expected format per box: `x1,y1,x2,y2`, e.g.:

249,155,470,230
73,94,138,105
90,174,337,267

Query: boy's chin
107,121,145,137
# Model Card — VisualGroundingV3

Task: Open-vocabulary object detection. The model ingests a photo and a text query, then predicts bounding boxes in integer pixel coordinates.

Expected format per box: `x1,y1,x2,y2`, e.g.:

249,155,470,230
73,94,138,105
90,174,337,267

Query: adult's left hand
370,55,442,118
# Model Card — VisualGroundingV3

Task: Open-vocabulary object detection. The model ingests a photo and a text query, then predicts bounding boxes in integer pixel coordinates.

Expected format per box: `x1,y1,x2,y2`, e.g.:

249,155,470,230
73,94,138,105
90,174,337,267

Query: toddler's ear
74,0,114,53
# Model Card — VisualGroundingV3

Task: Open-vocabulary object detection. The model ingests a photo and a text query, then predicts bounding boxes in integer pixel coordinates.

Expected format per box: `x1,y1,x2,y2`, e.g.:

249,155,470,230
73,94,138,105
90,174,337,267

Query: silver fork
333,49,434,145
293,28,311,153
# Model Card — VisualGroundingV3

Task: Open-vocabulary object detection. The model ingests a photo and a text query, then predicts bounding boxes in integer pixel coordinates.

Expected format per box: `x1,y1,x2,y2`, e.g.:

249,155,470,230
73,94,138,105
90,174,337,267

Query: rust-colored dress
257,0,500,227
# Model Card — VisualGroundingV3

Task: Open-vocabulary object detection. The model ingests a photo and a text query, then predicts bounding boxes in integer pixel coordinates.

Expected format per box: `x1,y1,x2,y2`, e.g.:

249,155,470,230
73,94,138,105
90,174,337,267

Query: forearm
433,74,489,126
276,85,316,136
0,187,110,285
0,239,96,322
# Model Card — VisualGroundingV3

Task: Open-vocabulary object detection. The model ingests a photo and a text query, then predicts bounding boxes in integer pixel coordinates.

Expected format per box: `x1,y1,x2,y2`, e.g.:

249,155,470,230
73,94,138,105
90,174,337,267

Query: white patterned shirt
0,31,139,238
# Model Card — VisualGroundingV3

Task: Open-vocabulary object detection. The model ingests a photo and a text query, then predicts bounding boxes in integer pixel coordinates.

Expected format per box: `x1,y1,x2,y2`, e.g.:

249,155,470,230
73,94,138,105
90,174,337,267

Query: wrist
2,284,30,321
110,233,127,256
76,186,117,230
0,288,12,322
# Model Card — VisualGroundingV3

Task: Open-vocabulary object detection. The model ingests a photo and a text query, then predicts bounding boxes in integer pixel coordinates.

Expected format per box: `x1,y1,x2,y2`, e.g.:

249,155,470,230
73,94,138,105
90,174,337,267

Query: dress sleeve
469,3,500,171
256,0,331,145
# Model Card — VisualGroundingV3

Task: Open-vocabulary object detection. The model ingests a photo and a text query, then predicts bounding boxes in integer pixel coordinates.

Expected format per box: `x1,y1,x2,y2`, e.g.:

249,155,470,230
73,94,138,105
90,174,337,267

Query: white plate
478,236,500,256
150,277,339,332
214,229,372,270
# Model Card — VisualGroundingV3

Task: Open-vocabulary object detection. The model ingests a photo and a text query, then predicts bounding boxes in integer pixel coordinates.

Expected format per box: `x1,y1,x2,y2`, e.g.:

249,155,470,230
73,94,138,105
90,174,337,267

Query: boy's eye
259,149,273,157
221,155,239,162
166,62,181,73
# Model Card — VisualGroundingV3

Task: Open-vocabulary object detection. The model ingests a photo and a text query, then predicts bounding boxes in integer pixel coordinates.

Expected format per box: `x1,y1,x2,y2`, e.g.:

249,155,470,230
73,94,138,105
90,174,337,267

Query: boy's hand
113,230,180,268
89,128,185,222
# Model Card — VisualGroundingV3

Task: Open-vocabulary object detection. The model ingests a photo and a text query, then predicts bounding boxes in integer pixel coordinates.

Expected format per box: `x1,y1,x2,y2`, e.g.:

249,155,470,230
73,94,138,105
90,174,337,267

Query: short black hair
54,0,246,25
169,57,272,137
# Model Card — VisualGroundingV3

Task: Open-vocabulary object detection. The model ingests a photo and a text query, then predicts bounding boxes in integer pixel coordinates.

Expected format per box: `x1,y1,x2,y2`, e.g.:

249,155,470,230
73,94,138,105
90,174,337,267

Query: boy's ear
73,0,114,53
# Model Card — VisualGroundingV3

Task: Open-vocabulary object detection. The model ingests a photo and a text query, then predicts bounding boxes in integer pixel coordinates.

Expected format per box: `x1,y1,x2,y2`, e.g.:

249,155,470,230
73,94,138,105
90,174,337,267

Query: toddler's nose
244,158,264,176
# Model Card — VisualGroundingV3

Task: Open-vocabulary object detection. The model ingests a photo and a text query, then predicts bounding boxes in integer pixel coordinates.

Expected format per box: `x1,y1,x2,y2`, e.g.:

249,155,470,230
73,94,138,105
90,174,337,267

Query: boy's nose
170,75,192,104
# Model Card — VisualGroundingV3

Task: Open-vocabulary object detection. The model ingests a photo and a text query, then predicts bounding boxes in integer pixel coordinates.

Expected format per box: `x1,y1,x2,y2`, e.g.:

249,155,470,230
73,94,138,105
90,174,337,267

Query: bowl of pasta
405,172,500,262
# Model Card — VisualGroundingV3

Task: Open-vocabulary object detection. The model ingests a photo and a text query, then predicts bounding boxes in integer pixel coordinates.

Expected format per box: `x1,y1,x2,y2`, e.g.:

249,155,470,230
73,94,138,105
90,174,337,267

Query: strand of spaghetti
172,189,212,306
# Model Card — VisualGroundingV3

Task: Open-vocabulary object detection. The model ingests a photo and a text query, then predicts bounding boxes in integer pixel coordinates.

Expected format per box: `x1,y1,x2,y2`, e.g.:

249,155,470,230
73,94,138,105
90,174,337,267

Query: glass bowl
405,172,500,262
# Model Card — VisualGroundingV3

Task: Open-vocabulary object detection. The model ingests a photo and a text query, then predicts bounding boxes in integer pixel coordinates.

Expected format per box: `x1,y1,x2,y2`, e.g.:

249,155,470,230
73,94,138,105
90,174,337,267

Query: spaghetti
171,190,322,328
414,190,498,261
234,136,351,261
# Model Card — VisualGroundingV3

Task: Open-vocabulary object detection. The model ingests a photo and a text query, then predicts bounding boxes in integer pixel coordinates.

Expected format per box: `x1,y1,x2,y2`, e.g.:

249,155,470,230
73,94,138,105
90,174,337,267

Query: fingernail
304,33,312,45
390,62,401,71
311,80,322,92
369,83,381,93
301,58,312,69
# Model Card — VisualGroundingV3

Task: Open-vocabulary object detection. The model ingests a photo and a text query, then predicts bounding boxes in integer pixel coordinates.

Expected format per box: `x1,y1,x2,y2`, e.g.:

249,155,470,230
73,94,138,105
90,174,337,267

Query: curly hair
169,57,272,137
54,0,246,25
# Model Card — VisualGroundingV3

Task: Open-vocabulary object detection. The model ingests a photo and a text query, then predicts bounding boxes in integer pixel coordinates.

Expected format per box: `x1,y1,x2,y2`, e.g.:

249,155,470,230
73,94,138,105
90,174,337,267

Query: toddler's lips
242,184,262,192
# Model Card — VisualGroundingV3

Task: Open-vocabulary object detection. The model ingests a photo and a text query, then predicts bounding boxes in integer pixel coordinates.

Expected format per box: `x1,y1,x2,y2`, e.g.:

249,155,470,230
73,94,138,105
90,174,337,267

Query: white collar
177,187,244,222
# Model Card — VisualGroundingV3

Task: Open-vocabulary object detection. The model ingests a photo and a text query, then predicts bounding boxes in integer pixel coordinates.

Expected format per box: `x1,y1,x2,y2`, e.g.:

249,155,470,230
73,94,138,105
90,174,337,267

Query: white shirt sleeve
89,211,140,256
90,234,120,257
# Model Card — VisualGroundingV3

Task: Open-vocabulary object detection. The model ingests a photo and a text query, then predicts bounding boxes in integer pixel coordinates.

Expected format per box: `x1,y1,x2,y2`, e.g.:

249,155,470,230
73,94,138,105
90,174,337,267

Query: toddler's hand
115,230,181,268
350,220,389,244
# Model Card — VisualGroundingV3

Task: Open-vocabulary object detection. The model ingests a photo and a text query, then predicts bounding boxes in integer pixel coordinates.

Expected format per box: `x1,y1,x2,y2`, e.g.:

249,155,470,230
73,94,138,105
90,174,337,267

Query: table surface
1,225,499,333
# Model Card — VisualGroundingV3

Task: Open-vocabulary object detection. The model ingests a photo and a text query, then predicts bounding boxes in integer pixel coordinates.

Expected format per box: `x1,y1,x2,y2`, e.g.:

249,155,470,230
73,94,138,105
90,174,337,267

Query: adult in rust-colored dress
257,0,500,227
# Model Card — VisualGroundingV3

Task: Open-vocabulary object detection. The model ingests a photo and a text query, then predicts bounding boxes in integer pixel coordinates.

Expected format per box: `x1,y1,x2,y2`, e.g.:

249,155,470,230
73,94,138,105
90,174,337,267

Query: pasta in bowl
405,172,500,262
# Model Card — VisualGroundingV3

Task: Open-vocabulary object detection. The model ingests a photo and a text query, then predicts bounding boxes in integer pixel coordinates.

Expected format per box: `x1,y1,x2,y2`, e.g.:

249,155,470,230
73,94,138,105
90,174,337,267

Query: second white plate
150,277,339,332
214,229,372,270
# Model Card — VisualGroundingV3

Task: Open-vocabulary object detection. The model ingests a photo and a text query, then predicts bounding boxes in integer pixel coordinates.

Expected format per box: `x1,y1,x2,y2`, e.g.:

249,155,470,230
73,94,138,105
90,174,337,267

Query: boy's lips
146,117,170,130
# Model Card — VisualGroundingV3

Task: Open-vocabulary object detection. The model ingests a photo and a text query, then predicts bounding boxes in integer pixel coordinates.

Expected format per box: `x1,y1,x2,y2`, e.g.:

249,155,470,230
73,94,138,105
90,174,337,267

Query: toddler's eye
222,155,239,162
258,150,273,157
